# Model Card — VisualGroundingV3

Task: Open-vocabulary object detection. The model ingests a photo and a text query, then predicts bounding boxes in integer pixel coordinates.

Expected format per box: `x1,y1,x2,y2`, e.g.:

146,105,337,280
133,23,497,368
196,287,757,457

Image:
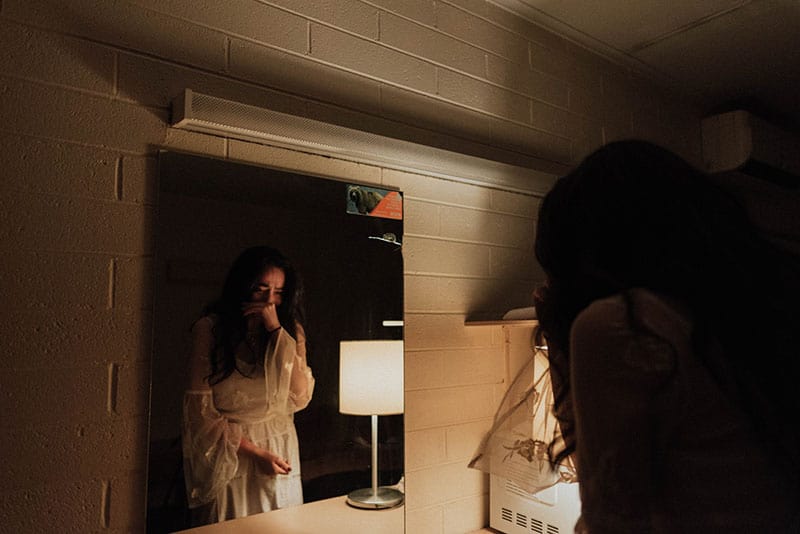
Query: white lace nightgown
182,316,314,524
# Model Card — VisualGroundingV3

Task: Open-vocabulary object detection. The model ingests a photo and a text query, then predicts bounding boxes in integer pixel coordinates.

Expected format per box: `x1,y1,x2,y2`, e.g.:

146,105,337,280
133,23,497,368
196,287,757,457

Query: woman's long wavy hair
202,246,305,385
534,140,800,471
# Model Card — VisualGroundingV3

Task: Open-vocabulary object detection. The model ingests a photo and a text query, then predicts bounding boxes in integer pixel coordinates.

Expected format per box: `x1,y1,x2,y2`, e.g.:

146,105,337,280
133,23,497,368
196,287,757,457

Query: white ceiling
494,0,800,130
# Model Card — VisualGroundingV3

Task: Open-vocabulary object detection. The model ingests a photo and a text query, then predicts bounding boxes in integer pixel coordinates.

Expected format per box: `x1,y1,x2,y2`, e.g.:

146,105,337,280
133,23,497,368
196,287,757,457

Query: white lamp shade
339,340,404,415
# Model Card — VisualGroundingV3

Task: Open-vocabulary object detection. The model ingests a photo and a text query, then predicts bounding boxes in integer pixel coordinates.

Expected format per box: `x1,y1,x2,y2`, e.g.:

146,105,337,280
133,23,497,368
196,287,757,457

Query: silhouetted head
535,140,758,340
535,140,800,470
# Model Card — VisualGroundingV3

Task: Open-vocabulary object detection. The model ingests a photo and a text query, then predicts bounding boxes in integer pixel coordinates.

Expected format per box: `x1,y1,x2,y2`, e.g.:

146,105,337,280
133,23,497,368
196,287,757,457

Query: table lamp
339,340,404,509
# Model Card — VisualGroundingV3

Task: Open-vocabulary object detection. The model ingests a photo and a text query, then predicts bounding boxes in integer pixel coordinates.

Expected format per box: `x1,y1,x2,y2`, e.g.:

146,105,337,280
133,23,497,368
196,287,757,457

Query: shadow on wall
9,1,572,171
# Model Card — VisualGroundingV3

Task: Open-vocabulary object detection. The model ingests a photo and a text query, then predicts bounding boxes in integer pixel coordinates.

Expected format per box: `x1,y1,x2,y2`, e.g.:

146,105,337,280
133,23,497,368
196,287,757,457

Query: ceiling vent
702,110,800,188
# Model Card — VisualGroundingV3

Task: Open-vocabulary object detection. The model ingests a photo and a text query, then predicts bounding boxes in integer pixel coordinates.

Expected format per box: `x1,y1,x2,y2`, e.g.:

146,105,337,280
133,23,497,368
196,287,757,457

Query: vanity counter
178,495,403,534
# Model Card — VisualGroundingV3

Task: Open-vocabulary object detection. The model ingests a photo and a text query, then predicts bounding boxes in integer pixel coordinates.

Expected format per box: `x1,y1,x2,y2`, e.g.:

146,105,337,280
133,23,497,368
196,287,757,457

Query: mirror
146,151,404,532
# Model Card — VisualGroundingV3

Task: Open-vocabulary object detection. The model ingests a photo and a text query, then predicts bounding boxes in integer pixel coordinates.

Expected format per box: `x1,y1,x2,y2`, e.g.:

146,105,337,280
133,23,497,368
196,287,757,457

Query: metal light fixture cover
339,340,404,509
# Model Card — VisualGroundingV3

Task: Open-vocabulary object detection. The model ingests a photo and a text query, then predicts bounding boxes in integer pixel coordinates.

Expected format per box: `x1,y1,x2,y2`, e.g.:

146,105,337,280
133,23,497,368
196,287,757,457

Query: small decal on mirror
346,184,403,220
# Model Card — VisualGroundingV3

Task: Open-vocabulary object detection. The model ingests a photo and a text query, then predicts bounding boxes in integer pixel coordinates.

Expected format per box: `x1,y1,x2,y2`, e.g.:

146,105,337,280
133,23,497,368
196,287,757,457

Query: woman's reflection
182,246,315,525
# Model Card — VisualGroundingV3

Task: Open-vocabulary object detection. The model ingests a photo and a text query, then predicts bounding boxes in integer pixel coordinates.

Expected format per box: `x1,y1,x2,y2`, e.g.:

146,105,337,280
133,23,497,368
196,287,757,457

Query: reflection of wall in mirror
147,153,404,532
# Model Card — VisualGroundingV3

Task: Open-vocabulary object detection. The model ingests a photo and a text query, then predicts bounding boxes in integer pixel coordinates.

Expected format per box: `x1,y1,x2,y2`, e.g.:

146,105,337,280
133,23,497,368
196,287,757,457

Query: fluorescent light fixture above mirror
170,89,556,195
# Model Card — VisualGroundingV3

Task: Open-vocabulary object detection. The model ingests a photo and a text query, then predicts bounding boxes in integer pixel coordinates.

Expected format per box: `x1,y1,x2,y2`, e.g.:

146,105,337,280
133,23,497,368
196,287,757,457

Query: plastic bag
468,330,577,494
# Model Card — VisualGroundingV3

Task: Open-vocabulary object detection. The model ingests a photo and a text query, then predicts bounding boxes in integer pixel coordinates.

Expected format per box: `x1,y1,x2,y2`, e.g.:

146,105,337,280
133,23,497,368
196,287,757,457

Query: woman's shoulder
571,289,690,372
191,314,218,335
575,288,691,335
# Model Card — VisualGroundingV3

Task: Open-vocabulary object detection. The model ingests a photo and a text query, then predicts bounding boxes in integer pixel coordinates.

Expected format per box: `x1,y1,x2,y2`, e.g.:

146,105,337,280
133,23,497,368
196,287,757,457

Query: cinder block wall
0,1,703,532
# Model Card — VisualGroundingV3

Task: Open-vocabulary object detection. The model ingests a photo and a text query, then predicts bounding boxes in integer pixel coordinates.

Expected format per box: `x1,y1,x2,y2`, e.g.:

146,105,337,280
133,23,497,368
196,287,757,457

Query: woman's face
249,266,286,306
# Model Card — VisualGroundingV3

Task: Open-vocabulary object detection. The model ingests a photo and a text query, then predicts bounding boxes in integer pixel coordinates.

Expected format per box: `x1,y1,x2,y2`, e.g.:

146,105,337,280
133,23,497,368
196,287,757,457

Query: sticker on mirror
346,185,403,220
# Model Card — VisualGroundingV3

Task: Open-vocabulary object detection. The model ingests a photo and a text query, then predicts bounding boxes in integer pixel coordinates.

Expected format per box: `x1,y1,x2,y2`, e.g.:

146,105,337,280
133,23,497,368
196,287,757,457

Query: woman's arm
182,318,243,507
288,322,313,407
569,296,675,533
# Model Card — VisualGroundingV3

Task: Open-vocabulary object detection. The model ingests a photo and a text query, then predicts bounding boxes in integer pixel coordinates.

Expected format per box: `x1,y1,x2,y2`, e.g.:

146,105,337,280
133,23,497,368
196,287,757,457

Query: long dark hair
203,246,305,384
534,140,800,469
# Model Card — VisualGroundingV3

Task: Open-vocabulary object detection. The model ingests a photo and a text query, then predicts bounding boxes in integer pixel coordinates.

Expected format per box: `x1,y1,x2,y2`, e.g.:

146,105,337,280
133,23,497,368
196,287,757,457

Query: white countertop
177,495,404,534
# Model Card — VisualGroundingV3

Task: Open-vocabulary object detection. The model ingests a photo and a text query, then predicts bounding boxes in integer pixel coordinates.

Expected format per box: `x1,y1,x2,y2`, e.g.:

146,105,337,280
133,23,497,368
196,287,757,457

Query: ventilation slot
499,508,561,533
496,502,563,533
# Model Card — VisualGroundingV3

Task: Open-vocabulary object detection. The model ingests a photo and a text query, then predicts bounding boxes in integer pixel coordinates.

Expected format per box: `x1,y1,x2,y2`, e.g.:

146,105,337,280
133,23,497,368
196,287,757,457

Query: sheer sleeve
181,317,243,508
288,322,314,411
261,322,315,414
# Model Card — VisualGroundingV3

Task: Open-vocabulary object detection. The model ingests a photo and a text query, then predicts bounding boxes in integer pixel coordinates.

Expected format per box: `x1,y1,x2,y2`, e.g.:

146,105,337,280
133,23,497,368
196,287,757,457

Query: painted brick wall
0,1,702,532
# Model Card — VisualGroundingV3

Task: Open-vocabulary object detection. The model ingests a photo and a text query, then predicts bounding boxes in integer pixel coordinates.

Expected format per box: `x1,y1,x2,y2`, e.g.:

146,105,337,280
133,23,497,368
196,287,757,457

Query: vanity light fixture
339,340,404,509
170,89,557,196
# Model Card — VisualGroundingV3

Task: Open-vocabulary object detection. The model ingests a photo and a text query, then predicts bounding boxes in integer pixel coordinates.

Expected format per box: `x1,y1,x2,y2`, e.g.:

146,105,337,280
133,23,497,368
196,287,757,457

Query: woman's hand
241,301,281,332
532,282,567,352
532,284,551,320
239,437,291,475
254,448,292,476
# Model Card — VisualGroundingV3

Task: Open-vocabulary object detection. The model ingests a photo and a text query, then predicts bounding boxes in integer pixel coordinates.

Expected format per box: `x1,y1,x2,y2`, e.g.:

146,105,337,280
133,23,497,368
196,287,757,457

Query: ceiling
494,0,800,130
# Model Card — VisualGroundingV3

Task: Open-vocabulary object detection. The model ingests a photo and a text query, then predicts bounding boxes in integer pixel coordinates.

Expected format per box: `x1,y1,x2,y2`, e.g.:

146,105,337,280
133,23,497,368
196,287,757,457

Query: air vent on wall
702,110,800,188
170,89,556,195
498,507,560,534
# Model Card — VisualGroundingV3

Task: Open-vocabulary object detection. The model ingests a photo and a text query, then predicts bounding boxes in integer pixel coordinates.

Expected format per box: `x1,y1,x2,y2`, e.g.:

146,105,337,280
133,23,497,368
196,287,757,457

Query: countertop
176,495,403,534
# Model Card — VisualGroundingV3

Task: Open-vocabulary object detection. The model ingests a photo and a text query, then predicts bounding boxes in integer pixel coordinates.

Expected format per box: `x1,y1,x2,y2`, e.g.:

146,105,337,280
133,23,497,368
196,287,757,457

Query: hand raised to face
242,266,285,332
242,300,281,332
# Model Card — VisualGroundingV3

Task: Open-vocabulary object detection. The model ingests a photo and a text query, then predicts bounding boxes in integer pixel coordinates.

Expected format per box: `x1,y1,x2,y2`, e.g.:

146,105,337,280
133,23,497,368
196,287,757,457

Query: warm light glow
339,340,404,415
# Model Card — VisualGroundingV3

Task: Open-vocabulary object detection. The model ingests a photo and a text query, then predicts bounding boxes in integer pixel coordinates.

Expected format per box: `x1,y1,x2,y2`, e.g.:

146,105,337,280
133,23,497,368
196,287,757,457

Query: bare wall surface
0,1,702,532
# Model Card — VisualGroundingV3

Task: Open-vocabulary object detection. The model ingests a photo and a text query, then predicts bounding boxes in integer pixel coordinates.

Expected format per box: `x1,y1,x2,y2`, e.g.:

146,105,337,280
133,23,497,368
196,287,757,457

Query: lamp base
345,487,404,509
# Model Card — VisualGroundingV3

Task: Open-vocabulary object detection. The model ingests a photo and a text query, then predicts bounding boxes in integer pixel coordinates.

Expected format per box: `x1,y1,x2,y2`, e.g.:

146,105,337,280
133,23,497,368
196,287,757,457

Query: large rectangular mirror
146,151,404,532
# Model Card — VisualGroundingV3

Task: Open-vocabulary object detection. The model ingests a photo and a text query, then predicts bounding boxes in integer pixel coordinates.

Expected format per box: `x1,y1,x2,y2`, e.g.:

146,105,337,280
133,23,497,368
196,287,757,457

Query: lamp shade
339,340,404,415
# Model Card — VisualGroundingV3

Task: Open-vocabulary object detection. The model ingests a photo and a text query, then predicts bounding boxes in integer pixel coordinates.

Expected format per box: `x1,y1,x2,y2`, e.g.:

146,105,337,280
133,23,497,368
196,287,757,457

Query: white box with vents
490,475,581,534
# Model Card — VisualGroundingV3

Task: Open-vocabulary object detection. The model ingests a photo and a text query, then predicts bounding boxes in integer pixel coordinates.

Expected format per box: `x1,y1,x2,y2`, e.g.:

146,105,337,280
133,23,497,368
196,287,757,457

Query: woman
534,140,800,532
182,246,315,524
